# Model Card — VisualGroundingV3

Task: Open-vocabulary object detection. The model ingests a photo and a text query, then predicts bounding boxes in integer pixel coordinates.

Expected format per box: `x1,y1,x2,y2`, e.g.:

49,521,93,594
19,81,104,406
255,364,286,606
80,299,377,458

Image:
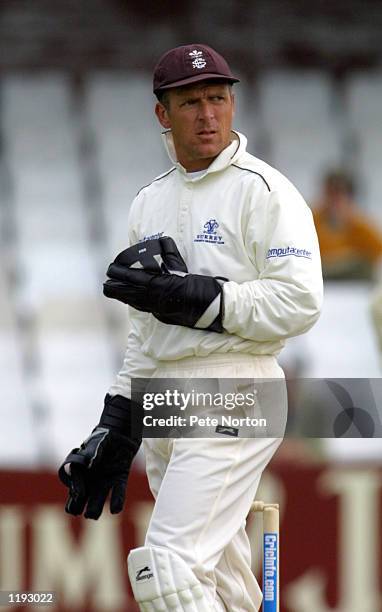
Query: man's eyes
180,95,225,106
181,99,197,106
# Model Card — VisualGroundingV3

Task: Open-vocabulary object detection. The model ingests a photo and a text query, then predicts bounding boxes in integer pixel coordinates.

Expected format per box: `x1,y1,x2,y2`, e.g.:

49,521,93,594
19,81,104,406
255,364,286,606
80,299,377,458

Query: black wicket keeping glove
108,235,188,275
58,394,142,520
103,237,226,333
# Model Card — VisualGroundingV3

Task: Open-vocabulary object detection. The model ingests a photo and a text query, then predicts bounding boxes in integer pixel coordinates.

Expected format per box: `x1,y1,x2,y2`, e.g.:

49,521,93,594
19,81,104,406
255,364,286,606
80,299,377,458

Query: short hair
324,170,355,196
156,90,171,109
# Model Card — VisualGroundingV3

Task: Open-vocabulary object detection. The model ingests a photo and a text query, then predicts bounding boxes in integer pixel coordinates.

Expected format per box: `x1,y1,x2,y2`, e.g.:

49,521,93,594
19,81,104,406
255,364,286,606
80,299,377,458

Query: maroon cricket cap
153,44,239,96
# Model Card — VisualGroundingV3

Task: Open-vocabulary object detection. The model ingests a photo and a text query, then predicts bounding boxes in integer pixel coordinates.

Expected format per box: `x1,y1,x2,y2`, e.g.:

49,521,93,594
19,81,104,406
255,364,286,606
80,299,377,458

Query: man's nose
198,101,214,120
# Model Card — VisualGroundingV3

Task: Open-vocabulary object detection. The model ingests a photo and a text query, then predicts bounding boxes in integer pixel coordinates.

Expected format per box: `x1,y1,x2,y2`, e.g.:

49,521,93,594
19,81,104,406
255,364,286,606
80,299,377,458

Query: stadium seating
0,70,381,465
257,70,344,201
344,71,382,212
86,73,169,251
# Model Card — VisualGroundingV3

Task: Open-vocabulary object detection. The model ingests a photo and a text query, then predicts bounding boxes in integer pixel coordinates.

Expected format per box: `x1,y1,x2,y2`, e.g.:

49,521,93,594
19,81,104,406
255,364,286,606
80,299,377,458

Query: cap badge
189,49,207,69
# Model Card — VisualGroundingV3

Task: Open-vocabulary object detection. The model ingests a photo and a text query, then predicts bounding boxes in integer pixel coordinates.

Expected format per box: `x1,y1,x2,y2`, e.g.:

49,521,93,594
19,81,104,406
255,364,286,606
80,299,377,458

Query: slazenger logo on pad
215,425,239,437
194,219,224,245
136,566,154,581
266,246,312,260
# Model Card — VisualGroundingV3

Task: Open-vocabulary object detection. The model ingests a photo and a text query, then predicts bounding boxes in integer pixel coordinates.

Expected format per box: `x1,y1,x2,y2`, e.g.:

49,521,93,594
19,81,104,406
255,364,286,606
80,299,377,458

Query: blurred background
0,1,381,610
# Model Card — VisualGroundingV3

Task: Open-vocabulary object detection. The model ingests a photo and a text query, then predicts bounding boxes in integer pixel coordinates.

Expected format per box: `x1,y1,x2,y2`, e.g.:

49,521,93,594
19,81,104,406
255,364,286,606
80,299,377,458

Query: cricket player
59,44,323,611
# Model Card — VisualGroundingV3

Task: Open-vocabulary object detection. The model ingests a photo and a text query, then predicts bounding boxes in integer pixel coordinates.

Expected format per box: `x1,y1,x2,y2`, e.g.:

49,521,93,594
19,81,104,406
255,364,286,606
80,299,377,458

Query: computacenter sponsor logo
266,246,312,260
194,219,225,245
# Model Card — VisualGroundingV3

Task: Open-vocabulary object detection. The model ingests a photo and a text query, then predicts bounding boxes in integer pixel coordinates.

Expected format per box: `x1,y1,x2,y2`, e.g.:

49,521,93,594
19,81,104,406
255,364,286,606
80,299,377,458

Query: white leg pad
128,546,213,611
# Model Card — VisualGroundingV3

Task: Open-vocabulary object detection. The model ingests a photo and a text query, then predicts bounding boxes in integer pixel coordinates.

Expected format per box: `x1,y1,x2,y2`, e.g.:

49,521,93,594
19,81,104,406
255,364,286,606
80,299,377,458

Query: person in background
313,168,382,362
312,170,382,281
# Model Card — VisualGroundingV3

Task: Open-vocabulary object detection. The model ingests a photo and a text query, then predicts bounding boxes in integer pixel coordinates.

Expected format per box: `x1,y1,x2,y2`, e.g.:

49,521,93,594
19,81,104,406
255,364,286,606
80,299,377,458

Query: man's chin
194,142,224,160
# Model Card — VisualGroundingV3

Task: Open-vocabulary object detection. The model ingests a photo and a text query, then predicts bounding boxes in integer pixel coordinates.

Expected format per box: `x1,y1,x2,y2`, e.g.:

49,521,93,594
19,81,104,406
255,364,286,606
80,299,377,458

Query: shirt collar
161,130,247,181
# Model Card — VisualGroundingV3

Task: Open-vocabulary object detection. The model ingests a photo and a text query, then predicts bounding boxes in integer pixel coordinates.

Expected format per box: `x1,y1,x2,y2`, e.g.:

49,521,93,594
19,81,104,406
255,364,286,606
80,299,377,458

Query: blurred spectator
312,170,382,280
313,169,382,367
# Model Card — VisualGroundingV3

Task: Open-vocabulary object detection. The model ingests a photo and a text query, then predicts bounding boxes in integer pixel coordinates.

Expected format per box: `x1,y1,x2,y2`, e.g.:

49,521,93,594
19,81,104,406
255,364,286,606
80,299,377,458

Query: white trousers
142,353,286,612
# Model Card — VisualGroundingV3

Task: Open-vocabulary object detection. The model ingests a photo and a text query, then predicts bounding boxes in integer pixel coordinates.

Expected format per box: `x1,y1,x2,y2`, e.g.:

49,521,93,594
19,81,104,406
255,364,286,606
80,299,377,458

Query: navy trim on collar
231,164,271,192
136,167,176,196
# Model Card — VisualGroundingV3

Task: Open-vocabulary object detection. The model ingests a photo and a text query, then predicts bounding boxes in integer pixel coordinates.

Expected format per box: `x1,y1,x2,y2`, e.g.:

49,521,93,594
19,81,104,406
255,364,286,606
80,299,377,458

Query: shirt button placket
178,182,193,242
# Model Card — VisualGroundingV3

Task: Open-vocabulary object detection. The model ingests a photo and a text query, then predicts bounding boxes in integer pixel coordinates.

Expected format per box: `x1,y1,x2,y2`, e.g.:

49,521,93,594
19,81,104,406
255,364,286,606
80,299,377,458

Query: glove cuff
99,394,143,441
58,447,90,487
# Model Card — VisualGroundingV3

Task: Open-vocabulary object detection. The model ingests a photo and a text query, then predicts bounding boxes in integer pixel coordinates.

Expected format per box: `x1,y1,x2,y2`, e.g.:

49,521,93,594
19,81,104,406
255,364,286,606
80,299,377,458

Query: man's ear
155,102,171,129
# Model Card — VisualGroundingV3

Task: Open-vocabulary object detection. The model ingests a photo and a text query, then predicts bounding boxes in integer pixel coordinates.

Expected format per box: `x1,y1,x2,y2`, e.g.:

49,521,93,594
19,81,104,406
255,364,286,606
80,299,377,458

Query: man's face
155,82,235,171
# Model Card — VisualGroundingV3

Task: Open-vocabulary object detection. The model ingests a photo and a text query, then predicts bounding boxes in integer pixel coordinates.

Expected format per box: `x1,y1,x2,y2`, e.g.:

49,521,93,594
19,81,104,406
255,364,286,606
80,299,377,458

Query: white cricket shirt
110,131,323,397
